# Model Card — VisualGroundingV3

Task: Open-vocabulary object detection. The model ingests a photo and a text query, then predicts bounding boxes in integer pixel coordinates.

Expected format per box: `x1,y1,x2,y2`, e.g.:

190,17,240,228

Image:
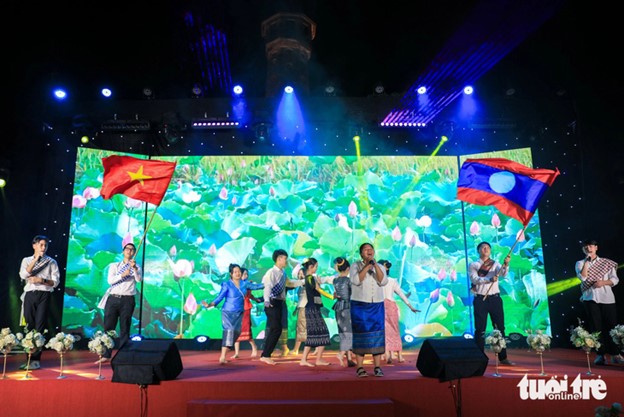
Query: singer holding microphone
576,239,623,365
349,242,388,377
19,235,60,370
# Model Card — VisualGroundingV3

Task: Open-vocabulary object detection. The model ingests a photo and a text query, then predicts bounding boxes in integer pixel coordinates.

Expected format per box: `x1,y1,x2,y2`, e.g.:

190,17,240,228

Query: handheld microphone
369,260,375,265
585,256,591,263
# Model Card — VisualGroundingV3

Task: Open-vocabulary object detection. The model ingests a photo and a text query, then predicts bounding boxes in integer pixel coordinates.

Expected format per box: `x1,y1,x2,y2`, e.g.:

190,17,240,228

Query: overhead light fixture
191,118,240,129
232,85,244,95
101,88,112,98
284,86,294,94
463,85,474,95
101,118,151,132
191,85,203,98
374,83,385,95
324,84,336,96
417,86,427,94
0,168,9,188
142,87,154,99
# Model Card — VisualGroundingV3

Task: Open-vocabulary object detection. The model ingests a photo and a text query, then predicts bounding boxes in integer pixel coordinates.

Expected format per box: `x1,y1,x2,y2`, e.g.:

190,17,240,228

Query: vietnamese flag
456,158,559,226
100,155,177,206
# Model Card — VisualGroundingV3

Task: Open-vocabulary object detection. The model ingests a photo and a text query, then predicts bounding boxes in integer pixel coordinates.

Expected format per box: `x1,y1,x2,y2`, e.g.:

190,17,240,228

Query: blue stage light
284,85,293,94
463,85,474,95
130,334,145,341
417,86,427,94
195,335,209,344
233,85,243,95
101,88,112,98
53,89,67,100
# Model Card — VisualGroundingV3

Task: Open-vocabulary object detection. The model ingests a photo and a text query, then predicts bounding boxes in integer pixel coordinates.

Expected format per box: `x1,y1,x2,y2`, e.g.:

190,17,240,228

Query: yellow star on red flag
127,165,153,186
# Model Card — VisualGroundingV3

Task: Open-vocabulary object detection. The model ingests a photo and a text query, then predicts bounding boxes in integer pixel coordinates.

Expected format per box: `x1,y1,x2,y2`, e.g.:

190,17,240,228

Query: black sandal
356,367,368,378
374,367,384,377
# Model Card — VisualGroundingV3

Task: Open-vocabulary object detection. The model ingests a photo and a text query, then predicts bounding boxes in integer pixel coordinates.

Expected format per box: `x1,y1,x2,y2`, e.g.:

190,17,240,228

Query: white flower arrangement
610,324,624,351
19,328,46,353
87,330,116,356
45,332,76,353
526,329,552,353
485,329,507,353
0,328,20,354
569,322,601,352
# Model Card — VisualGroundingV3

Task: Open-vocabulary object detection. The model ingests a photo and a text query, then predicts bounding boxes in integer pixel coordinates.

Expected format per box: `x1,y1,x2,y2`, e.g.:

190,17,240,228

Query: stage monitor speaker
416,337,488,382
111,339,183,385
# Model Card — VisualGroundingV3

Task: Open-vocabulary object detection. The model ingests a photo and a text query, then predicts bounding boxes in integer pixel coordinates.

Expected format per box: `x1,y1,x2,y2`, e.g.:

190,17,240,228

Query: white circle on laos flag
489,171,516,194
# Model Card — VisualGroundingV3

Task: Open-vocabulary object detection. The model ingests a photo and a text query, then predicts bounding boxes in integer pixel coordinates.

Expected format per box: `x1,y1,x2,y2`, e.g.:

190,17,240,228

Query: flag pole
133,204,160,336
483,222,529,299
134,205,159,257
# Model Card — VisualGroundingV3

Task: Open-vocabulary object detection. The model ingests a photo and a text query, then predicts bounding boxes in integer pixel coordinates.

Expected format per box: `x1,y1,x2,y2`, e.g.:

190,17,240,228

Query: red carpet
1,347,622,417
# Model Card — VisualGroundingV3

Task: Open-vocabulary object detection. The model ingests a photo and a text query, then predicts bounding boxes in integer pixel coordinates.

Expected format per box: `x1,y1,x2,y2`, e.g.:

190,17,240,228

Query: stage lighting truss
101,119,151,132
191,118,240,129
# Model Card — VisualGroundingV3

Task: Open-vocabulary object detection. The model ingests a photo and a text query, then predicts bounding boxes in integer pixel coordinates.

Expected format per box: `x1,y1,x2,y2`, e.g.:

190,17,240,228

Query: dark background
3,0,622,347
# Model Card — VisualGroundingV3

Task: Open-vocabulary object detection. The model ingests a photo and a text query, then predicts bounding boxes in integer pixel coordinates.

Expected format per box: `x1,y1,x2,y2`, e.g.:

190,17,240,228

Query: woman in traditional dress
231,267,263,359
332,256,356,367
202,264,263,364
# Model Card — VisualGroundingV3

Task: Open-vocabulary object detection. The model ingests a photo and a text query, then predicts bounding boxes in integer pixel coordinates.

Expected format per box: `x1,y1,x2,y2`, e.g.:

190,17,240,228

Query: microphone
585,256,591,263
369,260,375,265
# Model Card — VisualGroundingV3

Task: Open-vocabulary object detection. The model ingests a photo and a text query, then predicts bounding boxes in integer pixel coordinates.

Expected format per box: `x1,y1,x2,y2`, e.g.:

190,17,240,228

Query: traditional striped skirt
351,300,385,355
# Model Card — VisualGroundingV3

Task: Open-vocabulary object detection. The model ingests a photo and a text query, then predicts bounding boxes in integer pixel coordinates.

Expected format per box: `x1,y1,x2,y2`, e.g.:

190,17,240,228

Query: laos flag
457,158,560,226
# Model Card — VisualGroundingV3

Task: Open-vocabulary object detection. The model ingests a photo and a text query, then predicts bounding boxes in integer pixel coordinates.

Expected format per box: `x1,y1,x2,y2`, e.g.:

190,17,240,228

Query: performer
378,260,419,364
332,256,356,367
231,267,263,359
202,264,263,364
97,242,142,363
299,258,333,367
575,239,623,365
259,249,303,365
350,242,388,377
19,235,60,370
469,241,513,365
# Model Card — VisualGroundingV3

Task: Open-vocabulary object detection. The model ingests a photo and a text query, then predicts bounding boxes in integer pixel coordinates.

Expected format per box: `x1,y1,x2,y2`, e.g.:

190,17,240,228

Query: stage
1,346,622,417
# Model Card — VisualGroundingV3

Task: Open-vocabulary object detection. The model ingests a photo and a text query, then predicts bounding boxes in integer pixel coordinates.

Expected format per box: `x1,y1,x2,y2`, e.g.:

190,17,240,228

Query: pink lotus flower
408,234,417,247
392,225,402,242
491,214,501,228
240,160,247,168
124,197,143,209
254,179,259,185
446,292,455,307
231,196,238,205
208,243,217,256
169,259,193,278
469,221,480,236
269,186,276,196
348,201,358,218
184,293,198,315
226,168,233,176
122,233,134,249
450,270,457,282
267,166,274,179
516,229,526,242
219,187,228,200
437,268,447,281
72,194,87,208
169,245,177,257
82,187,100,200
429,288,440,303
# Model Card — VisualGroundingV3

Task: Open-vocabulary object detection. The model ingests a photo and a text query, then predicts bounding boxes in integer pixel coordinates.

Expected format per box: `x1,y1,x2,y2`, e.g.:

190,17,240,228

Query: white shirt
349,261,388,303
575,256,619,304
469,258,508,296
383,277,410,305
19,255,60,293
107,261,142,296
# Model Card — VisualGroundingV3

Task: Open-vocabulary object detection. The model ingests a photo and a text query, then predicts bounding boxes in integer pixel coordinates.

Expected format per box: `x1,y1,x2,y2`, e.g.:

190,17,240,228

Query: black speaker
111,339,183,385
416,337,488,382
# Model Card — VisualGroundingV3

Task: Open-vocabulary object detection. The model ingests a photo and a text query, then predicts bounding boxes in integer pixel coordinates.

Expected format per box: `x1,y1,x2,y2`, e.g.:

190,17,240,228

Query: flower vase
96,355,105,380
538,351,546,376
585,350,593,376
57,352,67,379
493,352,501,377
24,351,33,380
2,352,8,379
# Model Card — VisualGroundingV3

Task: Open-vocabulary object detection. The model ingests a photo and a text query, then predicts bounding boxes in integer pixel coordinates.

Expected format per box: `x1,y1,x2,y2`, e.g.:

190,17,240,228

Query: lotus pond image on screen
62,147,551,344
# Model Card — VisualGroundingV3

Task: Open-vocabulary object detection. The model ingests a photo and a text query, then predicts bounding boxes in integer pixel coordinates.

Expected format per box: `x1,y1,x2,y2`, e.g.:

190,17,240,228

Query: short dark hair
477,241,491,251
272,249,288,263
581,239,598,246
359,243,374,255
32,235,49,245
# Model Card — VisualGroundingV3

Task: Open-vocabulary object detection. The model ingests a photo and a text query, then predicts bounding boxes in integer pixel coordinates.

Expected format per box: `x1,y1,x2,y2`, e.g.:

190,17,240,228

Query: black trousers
261,299,284,358
23,291,51,361
473,293,508,361
103,295,136,358
583,301,619,355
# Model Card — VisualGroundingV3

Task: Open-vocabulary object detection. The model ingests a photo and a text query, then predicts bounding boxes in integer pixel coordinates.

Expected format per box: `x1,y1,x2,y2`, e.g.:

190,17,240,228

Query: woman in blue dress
332,256,355,367
202,263,264,364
